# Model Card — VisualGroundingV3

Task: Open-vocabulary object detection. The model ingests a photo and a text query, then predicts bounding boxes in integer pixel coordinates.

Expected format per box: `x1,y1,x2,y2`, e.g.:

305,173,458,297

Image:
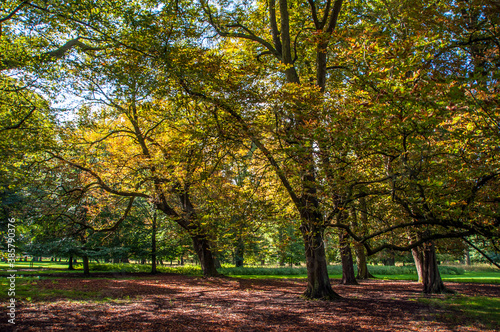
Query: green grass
442,271,500,284
418,295,500,329
0,261,71,270
0,277,101,301
1,261,499,283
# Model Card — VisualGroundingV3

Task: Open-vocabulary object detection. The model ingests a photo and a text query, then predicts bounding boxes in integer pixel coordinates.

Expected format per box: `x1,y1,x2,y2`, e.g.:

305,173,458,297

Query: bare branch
0,106,36,131
97,197,135,232
325,0,343,33
0,1,28,23
307,0,320,29
49,152,150,199
463,237,500,269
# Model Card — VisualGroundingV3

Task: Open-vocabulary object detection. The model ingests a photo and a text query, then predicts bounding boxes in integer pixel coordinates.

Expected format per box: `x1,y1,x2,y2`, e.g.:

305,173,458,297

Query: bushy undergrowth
368,265,465,276
220,264,465,276
87,262,465,276
88,263,202,275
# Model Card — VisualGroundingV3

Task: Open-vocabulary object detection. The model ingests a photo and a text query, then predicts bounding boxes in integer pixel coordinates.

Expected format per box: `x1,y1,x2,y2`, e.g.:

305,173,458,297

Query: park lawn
375,271,500,284
418,295,500,330
442,271,500,283
0,261,70,270
2,262,499,283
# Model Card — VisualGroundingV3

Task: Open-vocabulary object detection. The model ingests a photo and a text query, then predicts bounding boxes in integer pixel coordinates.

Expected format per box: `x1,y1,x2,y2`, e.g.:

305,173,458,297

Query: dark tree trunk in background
355,243,374,279
339,232,358,285
151,209,157,274
301,222,341,299
350,199,373,280
68,255,74,270
383,250,395,266
82,255,90,276
235,236,244,267
192,235,220,277
464,248,471,266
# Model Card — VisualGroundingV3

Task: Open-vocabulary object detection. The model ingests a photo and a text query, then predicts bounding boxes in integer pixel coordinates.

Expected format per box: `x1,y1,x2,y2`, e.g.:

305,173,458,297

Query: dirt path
2,275,499,331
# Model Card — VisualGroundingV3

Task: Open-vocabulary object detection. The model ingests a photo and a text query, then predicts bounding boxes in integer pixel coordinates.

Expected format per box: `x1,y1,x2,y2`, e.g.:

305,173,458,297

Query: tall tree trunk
151,209,157,274
301,222,340,299
464,248,471,266
192,235,219,277
422,241,450,294
82,255,90,276
350,203,373,279
68,255,74,270
412,246,424,283
234,235,244,267
339,232,358,285
354,243,374,279
383,250,396,266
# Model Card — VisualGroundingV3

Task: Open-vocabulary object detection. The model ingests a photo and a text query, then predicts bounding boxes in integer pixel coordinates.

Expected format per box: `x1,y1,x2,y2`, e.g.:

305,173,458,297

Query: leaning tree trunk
192,235,220,277
422,241,450,294
339,232,358,285
411,246,424,283
301,222,341,299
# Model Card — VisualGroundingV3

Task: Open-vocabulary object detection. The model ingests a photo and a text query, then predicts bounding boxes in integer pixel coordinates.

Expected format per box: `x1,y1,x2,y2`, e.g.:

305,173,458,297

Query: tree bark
350,202,373,279
411,246,424,283
234,235,244,267
301,223,341,299
339,232,358,285
422,241,451,294
192,235,220,277
151,209,157,274
82,255,90,276
464,248,471,266
354,243,374,279
68,255,74,270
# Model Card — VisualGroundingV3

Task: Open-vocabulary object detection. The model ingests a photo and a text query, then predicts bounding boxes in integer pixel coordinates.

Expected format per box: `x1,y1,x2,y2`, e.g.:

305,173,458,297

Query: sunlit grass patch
418,295,500,329
0,277,101,301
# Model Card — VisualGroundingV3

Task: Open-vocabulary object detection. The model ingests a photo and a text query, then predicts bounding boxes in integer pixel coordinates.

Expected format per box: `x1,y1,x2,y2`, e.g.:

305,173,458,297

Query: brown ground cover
2,274,499,331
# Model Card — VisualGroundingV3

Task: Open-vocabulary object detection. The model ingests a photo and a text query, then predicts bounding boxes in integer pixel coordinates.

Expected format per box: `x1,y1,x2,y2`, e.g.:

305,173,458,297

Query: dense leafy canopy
1,0,499,297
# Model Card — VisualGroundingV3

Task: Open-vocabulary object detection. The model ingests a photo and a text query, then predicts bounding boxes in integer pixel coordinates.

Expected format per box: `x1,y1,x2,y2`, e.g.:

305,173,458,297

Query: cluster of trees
1,0,499,299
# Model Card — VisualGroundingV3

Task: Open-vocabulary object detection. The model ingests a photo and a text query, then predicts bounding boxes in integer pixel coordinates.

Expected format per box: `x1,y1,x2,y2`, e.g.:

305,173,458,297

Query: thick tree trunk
412,247,424,283
192,235,220,277
82,255,90,276
422,241,450,294
339,232,358,285
301,224,341,299
354,243,374,279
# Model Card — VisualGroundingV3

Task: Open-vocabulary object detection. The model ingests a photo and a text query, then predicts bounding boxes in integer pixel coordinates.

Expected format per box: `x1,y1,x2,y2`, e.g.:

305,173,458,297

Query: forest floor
1,274,499,331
